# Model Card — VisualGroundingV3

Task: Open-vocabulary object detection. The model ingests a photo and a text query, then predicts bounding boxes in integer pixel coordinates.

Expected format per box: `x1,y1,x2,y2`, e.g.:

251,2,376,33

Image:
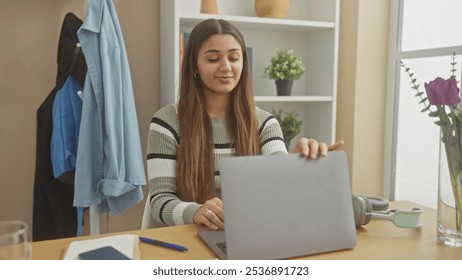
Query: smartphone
78,246,131,260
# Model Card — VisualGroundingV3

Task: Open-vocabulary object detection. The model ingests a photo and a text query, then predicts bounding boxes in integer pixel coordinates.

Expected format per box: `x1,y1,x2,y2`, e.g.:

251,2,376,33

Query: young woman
147,18,343,230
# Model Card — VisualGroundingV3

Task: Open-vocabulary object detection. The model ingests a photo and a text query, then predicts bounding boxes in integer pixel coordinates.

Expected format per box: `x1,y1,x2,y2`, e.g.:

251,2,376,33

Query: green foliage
264,49,305,80
272,109,303,141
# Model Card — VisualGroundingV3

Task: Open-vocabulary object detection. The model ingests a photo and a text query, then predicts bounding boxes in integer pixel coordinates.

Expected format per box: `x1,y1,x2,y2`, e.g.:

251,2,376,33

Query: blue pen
139,236,188,252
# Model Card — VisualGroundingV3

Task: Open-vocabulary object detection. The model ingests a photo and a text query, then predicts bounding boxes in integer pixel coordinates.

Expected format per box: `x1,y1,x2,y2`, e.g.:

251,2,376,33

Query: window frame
384,0,462,201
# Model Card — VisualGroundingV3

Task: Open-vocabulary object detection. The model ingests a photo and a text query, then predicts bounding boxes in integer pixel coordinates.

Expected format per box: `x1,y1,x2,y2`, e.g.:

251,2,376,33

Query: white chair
141,196,165,229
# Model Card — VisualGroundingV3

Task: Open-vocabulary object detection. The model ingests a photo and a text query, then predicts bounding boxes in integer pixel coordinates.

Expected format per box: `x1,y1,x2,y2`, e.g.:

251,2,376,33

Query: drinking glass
0,221,32,260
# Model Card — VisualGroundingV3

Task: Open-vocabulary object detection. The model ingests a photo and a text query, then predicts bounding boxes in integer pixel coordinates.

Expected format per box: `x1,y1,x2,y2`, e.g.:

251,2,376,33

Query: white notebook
62,234,140,260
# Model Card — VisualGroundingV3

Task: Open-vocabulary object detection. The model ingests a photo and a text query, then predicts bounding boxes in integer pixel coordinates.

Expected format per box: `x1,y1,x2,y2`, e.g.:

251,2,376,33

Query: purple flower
424,77,460,106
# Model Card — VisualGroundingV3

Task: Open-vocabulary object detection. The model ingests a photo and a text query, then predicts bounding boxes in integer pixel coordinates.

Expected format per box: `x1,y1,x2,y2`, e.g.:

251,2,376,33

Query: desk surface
32,201,462,260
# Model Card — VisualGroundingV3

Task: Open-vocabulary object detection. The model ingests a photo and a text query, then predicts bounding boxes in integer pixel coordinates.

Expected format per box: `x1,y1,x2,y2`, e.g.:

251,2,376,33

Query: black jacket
33,12,87,241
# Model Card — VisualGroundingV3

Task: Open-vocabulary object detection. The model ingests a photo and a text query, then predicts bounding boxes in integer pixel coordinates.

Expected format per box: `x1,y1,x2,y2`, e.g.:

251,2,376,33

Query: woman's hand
193,197,224,230
292,138,344,159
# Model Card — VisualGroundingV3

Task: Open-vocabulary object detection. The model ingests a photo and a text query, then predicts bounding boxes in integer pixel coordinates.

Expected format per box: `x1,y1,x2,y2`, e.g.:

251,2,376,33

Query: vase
200,0,218,14
437,128,462,247
254,0,290,19
275,80,293,96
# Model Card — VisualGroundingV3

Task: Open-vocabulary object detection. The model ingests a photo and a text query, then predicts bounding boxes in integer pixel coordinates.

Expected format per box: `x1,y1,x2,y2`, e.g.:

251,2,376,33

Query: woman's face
197,34,243,98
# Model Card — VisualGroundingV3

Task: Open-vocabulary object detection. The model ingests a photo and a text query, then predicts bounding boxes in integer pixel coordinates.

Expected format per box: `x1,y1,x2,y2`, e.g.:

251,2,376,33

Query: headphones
351,194,423,228
352,194,389,227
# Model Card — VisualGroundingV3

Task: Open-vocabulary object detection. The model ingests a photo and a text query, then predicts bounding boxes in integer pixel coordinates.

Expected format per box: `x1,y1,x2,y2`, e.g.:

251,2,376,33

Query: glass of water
0,221,31,260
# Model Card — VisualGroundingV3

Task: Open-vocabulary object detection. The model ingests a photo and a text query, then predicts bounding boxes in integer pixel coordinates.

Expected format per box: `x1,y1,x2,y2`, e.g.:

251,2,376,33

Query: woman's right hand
193,197,224,230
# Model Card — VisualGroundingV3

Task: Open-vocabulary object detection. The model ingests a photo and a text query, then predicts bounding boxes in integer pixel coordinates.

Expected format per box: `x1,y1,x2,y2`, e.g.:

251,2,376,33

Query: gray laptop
198,151,357,260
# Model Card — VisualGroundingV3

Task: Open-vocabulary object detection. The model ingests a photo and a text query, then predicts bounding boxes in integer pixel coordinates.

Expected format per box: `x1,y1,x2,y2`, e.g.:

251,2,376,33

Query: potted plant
264,49,305,96
272,109,303,151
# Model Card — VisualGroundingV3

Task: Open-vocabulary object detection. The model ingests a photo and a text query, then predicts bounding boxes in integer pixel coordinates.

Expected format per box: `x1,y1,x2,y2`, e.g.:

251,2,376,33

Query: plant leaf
418,98,428,104
428,111,440,117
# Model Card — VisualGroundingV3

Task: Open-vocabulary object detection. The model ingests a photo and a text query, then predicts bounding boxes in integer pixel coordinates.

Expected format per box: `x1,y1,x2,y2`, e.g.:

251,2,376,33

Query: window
386,0,462,208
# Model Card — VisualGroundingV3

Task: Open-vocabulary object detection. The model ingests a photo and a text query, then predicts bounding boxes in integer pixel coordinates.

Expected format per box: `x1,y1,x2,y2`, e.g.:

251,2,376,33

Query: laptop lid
198,151,357,260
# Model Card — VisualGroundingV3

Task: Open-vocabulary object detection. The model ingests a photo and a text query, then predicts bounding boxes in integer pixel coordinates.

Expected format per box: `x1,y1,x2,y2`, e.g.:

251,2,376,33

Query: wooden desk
32,201,462,260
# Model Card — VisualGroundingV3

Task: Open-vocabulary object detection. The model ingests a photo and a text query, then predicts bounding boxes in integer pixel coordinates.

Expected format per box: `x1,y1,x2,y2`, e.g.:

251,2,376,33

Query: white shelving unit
160,0,340,146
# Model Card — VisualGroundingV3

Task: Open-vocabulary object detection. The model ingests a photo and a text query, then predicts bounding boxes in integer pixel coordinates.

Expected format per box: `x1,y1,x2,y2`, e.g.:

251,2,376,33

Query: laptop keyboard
215,242,227,254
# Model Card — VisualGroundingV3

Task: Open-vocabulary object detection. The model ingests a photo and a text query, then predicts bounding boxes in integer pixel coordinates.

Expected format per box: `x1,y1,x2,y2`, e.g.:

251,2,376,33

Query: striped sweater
147,103,287,226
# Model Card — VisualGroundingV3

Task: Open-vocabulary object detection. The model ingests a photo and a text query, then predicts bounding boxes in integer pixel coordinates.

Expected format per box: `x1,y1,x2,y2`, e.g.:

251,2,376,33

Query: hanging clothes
50,75,83,184
74,0,146,217
33,12,87,241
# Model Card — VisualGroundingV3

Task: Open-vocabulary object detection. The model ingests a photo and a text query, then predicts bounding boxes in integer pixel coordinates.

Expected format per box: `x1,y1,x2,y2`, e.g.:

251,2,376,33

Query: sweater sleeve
146,104,201,226
256,107,289,155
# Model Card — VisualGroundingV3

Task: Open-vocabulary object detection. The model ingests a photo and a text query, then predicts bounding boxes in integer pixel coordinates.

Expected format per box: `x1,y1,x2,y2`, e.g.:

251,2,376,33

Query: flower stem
443,126,462,232
400,61,434,114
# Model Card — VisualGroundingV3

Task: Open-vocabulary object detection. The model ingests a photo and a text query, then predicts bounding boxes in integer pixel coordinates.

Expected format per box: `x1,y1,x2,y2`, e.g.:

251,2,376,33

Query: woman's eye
206,56,239,63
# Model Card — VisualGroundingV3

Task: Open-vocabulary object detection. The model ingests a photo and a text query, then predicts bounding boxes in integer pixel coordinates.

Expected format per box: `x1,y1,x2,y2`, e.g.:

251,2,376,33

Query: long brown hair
177,19,261,203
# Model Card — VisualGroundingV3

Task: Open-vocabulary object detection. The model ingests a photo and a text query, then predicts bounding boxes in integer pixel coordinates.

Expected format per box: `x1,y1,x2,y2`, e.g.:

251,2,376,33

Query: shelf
179,13,335,33
255,96,333,102
161,0,340,144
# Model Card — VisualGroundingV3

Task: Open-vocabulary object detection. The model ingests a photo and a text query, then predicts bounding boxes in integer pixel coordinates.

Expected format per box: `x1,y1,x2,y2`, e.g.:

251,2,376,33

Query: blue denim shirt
51,76,83,179
75,0,146,214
